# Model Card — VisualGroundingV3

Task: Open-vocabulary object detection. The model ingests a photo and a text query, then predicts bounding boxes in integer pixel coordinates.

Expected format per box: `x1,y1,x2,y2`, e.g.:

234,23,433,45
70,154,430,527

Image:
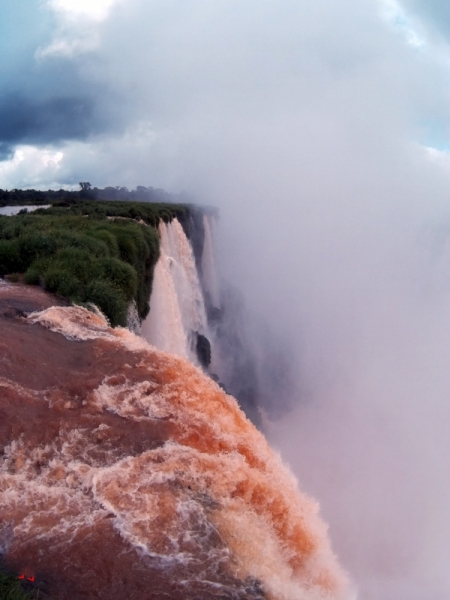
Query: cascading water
141,212,294,424
0,297,354,600
142,218,208,362
201,214,221,310
140,243,187,358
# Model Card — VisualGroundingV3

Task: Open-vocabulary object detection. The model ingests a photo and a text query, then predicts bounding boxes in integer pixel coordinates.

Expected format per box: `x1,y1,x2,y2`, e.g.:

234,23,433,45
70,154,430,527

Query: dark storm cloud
0,94,101,159
0,1,126,156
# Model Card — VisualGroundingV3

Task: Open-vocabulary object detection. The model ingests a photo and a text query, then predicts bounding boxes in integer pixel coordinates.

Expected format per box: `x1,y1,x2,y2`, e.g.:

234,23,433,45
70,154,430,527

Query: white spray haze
212,143,450,599
107,4,450,591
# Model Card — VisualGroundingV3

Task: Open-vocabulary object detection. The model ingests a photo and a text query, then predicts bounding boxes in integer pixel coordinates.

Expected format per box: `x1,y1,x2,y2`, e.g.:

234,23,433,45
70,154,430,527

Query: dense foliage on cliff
0,213,154,326
0,199,189,326
43,199,189,228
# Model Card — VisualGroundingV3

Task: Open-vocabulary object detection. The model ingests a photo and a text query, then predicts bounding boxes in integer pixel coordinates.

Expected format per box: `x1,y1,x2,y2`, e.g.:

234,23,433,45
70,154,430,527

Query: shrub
55,272,80,298
24,267,41,286
0,240,20,275
0,205,164,325
96,257,137,300
43,265,81,298
17,233,58,268
83,280,128,326
88,229,119,257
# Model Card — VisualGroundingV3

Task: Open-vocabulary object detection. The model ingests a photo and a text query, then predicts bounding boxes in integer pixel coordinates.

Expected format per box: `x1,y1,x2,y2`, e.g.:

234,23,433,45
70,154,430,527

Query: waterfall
142,218,208,361
142,212,293,425
140,252,187,357
201,214,221,309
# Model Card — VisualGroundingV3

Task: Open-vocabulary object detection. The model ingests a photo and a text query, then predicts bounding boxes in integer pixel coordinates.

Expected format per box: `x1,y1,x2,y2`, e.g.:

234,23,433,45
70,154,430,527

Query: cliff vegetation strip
0,200,189,327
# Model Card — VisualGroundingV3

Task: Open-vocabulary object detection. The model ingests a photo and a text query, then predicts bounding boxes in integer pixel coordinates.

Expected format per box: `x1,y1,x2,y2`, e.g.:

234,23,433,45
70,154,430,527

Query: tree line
0,184,191,207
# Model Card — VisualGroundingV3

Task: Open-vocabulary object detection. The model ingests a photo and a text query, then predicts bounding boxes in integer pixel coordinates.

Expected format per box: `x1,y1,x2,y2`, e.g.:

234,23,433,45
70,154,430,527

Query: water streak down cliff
141,217,207,361
0,282,351,600
141,214,294,424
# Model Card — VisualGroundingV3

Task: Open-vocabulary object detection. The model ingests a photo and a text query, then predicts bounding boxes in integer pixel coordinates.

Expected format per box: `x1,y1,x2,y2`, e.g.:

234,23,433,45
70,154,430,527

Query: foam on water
0,278,13,290
27,305,112,340
0,305,356,600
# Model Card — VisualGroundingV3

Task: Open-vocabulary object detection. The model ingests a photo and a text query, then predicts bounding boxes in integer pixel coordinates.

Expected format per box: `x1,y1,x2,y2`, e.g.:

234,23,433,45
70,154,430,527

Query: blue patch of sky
0,2,53,69
419,118,450,152
380,2,450,153
402,0,450,40
381,0,426,48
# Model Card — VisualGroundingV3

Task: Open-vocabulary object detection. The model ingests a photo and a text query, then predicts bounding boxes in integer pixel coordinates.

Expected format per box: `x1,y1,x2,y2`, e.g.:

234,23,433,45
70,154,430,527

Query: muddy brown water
0,282,347,600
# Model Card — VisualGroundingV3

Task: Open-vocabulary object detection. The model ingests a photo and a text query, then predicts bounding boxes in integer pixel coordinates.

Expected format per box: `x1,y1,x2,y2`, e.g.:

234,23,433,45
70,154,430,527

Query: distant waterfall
201,215,221,309
142,218,208,361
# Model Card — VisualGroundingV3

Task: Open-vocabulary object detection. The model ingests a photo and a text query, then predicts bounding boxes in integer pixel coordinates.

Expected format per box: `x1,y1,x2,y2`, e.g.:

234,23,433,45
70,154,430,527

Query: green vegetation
0,570,37,600
43,199,189,228
0,199,189,326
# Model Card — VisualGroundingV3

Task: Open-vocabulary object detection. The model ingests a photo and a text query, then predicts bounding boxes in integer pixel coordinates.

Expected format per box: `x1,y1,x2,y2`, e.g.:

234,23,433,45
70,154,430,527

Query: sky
1,0,450,191
4,1,450,599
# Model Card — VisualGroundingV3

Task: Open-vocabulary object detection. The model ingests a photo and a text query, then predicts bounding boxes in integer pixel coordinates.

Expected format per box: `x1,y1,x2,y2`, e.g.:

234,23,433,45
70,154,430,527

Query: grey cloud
0,94,100,154
0,65,127,156
0,3,127,154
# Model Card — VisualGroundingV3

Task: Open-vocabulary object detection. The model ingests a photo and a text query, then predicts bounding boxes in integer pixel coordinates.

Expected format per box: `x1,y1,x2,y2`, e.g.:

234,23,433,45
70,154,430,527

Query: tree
79,182,92,191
